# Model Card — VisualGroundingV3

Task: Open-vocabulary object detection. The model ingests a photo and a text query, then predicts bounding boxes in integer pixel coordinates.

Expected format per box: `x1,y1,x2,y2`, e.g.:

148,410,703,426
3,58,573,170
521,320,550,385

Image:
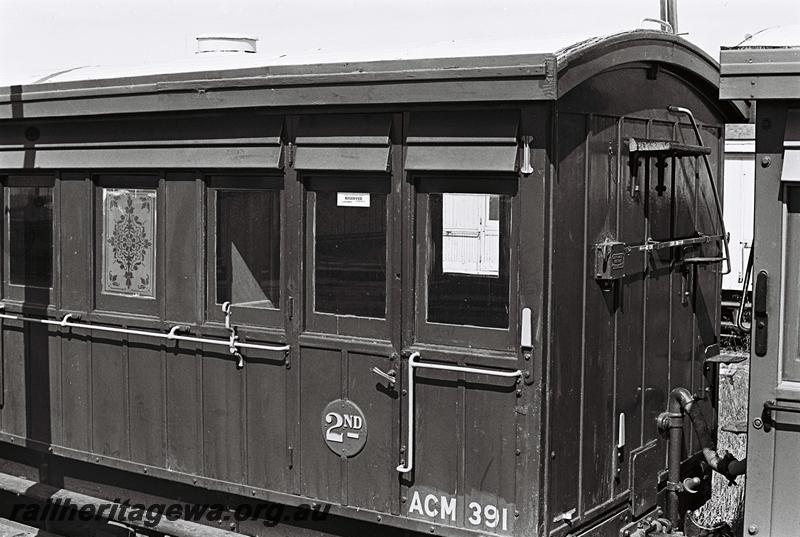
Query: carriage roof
1,30,730,119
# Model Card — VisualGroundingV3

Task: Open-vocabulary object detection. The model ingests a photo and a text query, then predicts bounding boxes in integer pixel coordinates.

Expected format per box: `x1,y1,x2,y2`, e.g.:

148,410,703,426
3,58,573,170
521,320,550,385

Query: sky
0,0,798,84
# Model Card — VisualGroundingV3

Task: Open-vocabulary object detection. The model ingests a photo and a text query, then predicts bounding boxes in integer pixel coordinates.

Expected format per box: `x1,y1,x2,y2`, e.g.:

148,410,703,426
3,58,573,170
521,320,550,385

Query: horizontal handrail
0,308,290,355
626,234,724,253
396,352,522,473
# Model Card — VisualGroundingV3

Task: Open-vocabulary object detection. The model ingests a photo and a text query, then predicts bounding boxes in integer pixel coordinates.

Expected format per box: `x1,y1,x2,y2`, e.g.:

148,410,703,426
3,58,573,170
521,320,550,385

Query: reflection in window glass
102,188,157,298
428,193,510,328
441,193,500,277
315,191,386,318
216,190,281,309
8,187,53,287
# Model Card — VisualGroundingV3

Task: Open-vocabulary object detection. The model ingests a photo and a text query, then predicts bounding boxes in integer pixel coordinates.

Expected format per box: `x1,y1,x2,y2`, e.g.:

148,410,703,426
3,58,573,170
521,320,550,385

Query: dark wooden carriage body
0,32,741,537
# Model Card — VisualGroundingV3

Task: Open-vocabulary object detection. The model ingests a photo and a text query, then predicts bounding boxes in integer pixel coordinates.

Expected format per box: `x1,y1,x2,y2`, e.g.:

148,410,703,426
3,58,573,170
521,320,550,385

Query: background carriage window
215,190,280,309
101,188,157,298
7,186,53,288
314,191,387,318
428,193,510,328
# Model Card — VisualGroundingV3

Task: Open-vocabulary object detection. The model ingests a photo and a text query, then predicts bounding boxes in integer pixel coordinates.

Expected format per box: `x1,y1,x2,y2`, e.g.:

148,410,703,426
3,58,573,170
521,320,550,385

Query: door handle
396,352,522,474
754,270,768,357
762,400,800,431
370,366,396,385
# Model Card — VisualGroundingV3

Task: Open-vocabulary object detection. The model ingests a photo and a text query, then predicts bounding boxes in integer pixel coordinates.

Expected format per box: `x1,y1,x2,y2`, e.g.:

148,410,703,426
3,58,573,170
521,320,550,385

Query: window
206,176,283,326
314,190,387,318
428,192,511,329
101,188,157,298
215,189,280,309
7,183,53,288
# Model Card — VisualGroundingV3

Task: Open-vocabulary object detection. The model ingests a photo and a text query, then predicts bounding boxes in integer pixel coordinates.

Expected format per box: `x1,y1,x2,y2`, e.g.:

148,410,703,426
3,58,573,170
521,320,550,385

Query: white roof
3,10,671,88
10,36,574,86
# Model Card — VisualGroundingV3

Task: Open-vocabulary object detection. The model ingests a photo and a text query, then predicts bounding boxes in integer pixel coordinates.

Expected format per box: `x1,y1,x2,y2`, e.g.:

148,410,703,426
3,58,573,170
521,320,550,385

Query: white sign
336,192,370,207
407,490,511,533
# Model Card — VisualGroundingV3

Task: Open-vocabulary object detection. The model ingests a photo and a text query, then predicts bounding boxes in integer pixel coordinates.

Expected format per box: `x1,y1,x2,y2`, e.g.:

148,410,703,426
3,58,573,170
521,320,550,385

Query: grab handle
396,352,522,474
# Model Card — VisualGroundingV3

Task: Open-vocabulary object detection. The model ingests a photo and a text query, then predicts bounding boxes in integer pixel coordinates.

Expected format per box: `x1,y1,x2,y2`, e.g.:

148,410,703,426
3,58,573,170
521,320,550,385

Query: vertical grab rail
396,352,523,474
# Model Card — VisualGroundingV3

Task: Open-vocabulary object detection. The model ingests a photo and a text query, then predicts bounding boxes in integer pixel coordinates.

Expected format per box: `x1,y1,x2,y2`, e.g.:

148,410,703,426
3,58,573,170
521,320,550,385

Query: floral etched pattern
102,188,156,297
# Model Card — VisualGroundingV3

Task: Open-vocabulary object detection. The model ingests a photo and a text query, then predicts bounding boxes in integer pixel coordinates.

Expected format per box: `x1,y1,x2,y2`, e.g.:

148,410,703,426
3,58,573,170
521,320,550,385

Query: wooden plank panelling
547,111,586,525
298,346,342,504
127,336,165,466
201,348,245,483
1,325,26,437
245,346,290,492
90,336,128,459
164,175,200,323
58,174,92,311
60,333,92,451
165,344,202,474
345,351,395,513
615,117,647,495
581,115,618,516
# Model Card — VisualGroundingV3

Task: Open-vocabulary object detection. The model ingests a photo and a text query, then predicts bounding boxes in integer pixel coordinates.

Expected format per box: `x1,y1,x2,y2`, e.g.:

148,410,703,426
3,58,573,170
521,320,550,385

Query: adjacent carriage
720,41,800,537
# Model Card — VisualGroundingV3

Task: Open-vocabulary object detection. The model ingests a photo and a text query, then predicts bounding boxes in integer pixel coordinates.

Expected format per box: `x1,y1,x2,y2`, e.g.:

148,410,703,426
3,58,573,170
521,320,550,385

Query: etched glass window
102,188,156,298
8,186,53,288
428,193,510,328
215,190,281,309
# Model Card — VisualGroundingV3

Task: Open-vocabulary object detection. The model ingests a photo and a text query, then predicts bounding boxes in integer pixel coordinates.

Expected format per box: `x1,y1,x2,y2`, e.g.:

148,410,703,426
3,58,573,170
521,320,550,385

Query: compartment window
101,188,157,298
428,193,511,328
314,190,387,318
215,189,281,309
7,185,53,288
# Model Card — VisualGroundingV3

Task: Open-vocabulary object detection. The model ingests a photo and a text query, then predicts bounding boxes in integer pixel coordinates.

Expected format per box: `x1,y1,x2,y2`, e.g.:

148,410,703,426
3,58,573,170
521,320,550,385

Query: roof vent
196,35,258,54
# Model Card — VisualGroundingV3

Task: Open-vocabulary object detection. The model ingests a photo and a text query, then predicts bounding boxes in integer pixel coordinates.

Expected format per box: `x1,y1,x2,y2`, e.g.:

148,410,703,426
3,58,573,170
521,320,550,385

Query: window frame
303,173,392,339
205,174,285,328
2,174,58,306
413,175,519,351
93,174,162,317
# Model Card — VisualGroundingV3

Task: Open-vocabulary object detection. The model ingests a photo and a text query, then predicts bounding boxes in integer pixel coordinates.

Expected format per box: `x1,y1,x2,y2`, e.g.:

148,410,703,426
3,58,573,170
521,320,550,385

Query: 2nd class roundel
102,188,157,298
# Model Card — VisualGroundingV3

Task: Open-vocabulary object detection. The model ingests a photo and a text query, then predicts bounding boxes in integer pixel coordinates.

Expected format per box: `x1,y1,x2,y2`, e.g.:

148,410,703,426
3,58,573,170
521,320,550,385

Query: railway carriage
0,31,742,537
720,41,800,537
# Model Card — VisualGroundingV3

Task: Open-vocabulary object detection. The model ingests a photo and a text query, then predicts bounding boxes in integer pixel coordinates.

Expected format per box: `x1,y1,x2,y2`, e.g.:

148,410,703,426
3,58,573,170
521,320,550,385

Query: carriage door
398,110,529,535
744,107,800,536
293,113,403,514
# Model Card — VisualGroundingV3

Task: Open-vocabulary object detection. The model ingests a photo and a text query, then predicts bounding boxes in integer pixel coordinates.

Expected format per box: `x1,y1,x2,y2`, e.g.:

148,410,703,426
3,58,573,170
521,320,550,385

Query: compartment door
744,107,800,536
399,173,528,536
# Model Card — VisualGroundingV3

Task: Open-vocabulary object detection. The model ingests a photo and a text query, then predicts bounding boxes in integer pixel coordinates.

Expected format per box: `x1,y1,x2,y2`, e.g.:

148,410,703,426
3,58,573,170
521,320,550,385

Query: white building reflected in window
441,193,500,277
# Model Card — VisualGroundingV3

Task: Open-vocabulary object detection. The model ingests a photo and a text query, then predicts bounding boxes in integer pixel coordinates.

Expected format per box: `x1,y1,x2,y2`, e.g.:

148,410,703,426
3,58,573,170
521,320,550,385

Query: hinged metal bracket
595,240,627,281
519,136,534,175
552,508,576,525
594,234,725,283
